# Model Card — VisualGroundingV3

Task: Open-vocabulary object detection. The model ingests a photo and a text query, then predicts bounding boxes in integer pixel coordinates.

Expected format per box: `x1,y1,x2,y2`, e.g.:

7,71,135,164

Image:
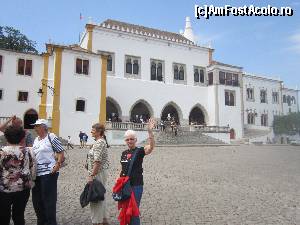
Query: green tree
273,112,300,135
0,26,38,53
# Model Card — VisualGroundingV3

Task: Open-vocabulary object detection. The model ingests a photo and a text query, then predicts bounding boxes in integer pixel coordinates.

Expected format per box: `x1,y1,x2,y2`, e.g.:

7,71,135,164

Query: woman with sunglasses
118,118,156,225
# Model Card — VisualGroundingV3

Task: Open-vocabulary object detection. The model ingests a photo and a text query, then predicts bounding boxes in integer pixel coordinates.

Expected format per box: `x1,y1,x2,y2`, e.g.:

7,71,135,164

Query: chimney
183,17,195,43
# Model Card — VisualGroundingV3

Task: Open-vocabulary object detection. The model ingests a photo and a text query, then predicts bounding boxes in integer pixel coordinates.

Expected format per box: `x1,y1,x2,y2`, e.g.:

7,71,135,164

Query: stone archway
24,109,38,129
130,100,153,123
161,102,182,124
189,106,205,125
106,97,122,122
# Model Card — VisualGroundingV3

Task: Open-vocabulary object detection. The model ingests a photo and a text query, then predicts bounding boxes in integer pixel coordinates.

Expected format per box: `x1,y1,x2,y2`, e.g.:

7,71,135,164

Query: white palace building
0,17,299,144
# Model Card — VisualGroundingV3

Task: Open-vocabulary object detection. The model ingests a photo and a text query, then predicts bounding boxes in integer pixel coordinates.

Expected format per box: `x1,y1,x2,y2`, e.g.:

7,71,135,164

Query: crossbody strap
126,147,139,177
47,133,55,152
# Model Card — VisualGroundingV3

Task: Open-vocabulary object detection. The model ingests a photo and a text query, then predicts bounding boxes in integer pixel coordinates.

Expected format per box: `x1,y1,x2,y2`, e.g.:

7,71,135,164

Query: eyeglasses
125,138,135,142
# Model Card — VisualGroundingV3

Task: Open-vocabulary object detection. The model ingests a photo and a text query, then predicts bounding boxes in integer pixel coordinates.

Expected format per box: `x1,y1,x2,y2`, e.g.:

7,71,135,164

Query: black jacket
80,179,106,208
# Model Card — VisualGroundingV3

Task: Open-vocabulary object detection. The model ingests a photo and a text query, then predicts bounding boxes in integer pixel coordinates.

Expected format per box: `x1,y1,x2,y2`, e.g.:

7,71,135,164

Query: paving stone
19,145,300,225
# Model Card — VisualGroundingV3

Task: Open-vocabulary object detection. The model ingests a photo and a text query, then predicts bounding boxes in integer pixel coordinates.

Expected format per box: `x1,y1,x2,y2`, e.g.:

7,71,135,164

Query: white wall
0,49,43,119
243,75,282,127
57,49,102,143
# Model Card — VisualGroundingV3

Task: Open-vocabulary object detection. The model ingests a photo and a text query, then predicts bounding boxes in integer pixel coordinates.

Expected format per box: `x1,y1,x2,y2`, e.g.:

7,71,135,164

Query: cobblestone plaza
24,145,300,225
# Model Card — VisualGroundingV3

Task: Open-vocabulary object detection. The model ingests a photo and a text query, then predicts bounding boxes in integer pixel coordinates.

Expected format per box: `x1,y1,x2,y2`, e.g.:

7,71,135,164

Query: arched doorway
189,107,205,125
230,129,235,139
130,101,151,123
161,105,180,124
106,97,122,122
24,109,38,129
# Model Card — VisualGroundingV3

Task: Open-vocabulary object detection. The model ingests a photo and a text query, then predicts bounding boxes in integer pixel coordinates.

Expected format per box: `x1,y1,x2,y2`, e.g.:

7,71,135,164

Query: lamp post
37,83,55,96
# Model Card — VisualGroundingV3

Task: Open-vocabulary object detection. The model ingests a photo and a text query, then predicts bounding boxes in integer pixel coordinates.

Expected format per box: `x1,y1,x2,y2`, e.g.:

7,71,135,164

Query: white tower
183,17,195,43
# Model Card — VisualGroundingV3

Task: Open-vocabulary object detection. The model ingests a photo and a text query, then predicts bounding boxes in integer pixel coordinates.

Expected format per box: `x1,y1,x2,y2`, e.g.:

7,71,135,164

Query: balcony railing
106,121,159,131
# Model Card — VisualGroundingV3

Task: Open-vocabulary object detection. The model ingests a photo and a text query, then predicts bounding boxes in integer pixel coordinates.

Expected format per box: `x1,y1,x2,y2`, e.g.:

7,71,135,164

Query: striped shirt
33,133,64,176
87,138,109,175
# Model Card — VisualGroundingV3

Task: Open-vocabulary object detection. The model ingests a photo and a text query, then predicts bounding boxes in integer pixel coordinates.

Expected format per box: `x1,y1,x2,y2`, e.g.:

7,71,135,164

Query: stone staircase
142,130,226,145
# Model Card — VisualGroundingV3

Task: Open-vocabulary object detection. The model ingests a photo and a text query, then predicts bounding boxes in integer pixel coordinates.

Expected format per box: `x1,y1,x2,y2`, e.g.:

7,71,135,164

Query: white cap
31,119,48,126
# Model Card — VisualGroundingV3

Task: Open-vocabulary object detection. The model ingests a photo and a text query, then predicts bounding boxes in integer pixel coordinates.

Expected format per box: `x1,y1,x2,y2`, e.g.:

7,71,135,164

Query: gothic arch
106,96,122,122
129,99,154,123
188,103,209,125
160,101,183,124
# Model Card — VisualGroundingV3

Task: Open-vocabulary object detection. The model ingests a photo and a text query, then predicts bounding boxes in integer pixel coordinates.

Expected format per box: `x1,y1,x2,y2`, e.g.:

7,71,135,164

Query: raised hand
147,118,156,131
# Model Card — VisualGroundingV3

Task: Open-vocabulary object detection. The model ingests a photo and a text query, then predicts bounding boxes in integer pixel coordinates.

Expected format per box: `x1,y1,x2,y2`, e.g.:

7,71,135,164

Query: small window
260,90,267,103
283,95,286,103
174,65,179,80
107,55,113,72
247,113,255,124
247,88,254,100
125,56,140,77
225,90,235,106
173,63,185,81
291,96,296,104
208,72,213,85
232,74,239,86
179,66,184,80
76,58,89,75
150,60,164,81
17,59,32,76
194,66,205,84
219,71,225,84
272,92,279,104
76,99,85,112
126,58,132,74
261,114,268,126
0,55,2,73
133,60,139,75
225,73,232,85
0,89,3,100
287,96,291,106
18,91,28,102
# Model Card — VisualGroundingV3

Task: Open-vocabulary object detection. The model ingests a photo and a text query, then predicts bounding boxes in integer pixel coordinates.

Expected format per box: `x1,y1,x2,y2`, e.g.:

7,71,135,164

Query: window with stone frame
76,99,86,112
261,114,268,126
150,59,164,82
283,95,286,103
173,63,185,81
219,71,225,84
0,55,2,73
260,90,267,103
76,58,89,75
18,91,28,102
272,92,279,104
17,58,32,76
225,90,235,106
0,89,2,100
247,112,255,124
194,66,205,84
125,55,140,76
246,88,254,101
107,54,113,72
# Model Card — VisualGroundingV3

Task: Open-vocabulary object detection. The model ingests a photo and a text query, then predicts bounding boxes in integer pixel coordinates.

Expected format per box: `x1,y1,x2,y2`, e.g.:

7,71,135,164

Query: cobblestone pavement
23,145,300,225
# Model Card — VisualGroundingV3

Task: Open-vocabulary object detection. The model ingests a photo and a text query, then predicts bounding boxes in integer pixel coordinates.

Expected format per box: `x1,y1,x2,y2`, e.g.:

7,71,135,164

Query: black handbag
112,148,139,201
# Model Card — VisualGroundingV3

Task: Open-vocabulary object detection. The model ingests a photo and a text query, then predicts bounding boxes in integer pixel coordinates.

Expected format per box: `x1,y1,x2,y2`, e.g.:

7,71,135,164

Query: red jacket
113,176,139,225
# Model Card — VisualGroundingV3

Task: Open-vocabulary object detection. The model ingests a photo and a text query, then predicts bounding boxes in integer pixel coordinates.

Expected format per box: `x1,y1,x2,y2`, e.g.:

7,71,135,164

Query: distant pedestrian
83,133,88,148
79,131,84,148
67,136,74,150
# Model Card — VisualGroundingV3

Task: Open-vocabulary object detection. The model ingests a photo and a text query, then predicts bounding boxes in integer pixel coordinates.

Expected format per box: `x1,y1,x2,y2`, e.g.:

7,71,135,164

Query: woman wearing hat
31,119,64,225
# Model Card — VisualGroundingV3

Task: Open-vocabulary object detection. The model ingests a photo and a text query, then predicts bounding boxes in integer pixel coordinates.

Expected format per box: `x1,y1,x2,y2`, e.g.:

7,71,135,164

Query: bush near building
273,112,300,135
